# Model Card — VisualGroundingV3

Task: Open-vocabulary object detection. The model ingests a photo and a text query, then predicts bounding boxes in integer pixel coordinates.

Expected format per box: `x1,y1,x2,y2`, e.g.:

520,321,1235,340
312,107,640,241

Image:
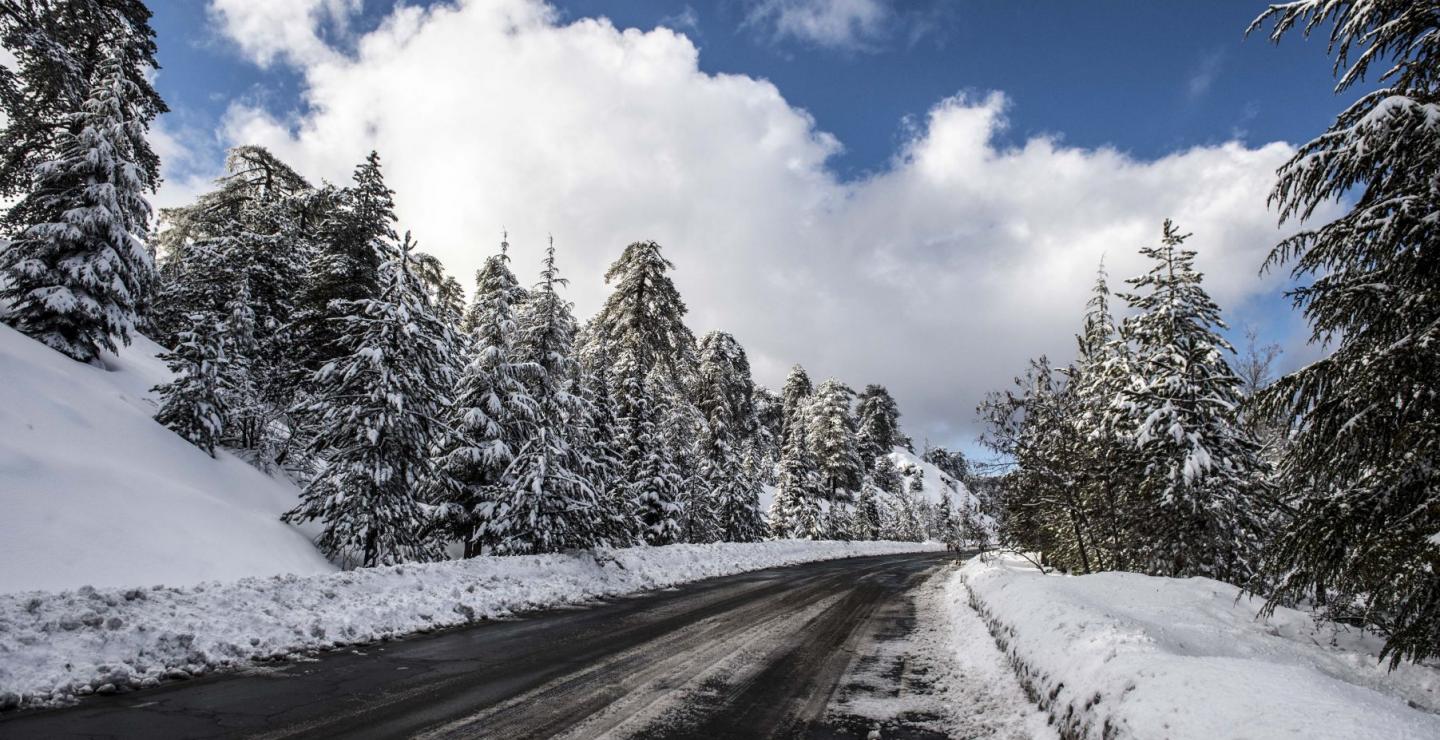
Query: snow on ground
888,447,980,510
831,564,1057,738
0,539,941,709
0,325,335,594
959,554,1440,740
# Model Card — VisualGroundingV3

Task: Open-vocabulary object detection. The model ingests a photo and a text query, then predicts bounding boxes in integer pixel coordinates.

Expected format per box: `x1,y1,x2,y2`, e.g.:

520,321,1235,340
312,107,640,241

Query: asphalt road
0,550,959,739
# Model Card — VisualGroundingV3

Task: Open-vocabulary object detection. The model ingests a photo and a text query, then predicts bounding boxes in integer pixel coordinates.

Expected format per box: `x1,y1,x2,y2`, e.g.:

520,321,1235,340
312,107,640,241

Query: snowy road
0,551,964,739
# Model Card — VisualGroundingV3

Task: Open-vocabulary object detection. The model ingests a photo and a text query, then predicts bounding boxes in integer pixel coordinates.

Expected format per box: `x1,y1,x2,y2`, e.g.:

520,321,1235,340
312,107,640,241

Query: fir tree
1251,0,1440,665
0,0,166,211
1108,220,1267,583
773,396,824,539
856,384,912,465
429,235,535,557
0,52,155,362
296,151,397,372
484,238,604,554
153,314,229,457
284,239,457,567
622,367,686,545
809,379,862,537
695,331,765,542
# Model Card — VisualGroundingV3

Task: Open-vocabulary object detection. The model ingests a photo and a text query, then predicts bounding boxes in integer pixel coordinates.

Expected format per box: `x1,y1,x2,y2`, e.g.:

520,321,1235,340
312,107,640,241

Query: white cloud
208,0,361,68
745,0,891,51
1187,49,1225,100
189,0,1323,447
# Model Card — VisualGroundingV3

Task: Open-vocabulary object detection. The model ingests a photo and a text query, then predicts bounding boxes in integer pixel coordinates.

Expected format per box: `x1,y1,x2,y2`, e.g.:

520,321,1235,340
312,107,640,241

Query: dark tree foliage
1251,0,1440,666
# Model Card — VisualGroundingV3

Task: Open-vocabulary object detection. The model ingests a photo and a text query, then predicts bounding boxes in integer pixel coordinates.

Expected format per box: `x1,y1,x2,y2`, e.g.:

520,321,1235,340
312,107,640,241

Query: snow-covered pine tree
0,52,155,363
153,313,229,457
695,331,765,542
751,386,784,484
620,365,686,545
152,147,316,456
589,240,696,541
284,237,457,567
1071,262,1140,571
773,397,825,539
0,0,166,212
428,235,535,557
295,151,397,373
856,384,913,467
1249,0,1440,665
578,370,635,546
484,238,604,554
809,379,862,538
1108,220,1267,583
780,364,813,447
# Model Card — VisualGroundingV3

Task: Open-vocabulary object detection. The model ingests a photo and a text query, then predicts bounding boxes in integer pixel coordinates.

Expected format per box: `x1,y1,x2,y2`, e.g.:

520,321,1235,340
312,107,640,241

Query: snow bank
956,555,1440,740
0,325,335,594
0,540,940,709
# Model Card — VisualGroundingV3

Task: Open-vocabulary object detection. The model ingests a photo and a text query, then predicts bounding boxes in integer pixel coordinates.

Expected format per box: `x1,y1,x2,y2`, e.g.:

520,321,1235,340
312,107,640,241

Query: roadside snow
0,540,940,709
834,564,1057,738
961,554,1440,740
0,324,334,593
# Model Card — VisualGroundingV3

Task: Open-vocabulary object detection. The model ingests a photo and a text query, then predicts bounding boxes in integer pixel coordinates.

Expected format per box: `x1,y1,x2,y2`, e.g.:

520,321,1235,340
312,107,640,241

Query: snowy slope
0,539,941,708
958,554,1440,740
889,447,980,510
0,324,334,594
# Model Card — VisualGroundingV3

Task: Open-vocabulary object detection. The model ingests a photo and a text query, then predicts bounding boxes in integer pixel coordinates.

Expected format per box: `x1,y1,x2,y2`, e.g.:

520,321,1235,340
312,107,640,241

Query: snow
958,554,1440,740
887,447,979,509
832,564,1057,738
0,539,940,709
0,324,334,594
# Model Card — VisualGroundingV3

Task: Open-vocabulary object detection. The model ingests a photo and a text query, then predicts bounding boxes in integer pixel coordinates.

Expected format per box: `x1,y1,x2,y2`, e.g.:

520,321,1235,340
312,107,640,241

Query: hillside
0,325,334,594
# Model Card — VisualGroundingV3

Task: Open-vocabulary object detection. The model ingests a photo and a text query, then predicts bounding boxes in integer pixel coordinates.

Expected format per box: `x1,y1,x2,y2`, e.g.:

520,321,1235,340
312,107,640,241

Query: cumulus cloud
208,0,361,68
745,0,891,51
189,0,1318,448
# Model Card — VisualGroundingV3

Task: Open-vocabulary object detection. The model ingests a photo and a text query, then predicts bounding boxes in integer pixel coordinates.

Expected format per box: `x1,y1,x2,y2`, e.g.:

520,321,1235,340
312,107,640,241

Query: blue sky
155,1,1351,181
146,1,1354,454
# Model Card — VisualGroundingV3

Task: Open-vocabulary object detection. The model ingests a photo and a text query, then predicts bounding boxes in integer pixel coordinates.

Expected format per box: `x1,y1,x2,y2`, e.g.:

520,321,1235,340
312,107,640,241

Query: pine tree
856,384,912,466
428,235,535,557
0,0,166,211
622,367,686,545
773,397,824,539
484,238,604,554
1250,0,1440,665
695,331,765,542
296,151,397,373
0,52,155,362
284,239,456,567
153,314,229,456
1107,220,1266,582
809,379,862,538
590,240,696,543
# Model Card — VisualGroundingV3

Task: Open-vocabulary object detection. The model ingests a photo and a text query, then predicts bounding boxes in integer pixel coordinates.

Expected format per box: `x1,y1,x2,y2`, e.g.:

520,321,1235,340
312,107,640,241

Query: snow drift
956,554,1440,740
0,540,941,709
0,324,334,594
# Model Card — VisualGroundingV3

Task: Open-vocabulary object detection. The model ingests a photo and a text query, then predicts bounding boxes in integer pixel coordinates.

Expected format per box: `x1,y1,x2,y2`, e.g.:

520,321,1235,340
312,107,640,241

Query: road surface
0,551,960,739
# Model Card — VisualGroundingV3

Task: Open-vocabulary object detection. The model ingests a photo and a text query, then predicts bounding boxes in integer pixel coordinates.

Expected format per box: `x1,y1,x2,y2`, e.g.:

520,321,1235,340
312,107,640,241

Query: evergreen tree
622,367,686,544
695,331,765,542
809,379,862,537
0,0,166,212
153,314,229,456
590,240,696,542
296,151,397,372
1251,0,1440,665
856,384,912,466
284,239,457,567
428,236,535,557
1107,220,1267,583
484,238,604,554
0,52,155,362
773,397,824,539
